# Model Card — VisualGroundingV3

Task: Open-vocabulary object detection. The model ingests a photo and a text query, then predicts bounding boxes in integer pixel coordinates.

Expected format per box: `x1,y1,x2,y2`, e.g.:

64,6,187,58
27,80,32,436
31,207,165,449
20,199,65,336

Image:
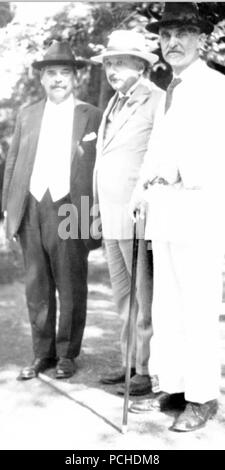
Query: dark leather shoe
171,400,218,432
55,358,76,379
18,357,57,380
117,374,152,396
100,367,136,385
129,391,186,413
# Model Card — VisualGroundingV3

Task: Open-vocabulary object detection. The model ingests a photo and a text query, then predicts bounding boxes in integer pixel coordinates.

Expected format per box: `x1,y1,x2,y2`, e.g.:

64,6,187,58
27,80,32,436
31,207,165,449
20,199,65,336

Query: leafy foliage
0,2,14,28
137,2,225,70
0,2,225,217
0,1,225,165
0,1,146,162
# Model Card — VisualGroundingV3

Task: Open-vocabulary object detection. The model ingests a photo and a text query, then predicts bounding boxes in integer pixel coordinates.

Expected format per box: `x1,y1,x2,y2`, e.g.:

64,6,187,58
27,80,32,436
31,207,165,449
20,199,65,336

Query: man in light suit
92,30,162,396
130,3,225,431
2,41,102,380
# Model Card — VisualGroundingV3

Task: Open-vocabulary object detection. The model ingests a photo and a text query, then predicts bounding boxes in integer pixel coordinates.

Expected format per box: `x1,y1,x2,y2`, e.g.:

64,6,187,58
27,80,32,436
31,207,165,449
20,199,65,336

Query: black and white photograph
0,0,225,456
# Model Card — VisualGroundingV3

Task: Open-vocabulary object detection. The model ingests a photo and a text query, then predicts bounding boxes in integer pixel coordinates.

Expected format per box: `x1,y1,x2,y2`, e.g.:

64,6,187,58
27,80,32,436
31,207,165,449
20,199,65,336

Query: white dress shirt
30,95,74,202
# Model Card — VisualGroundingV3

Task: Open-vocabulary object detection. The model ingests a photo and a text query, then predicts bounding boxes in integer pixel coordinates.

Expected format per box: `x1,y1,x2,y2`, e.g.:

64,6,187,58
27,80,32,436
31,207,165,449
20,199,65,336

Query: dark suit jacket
2,98,102,250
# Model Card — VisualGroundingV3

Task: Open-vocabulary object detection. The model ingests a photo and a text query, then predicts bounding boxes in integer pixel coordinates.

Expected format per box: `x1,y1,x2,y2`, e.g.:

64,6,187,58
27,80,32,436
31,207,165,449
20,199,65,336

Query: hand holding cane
122,215,139,433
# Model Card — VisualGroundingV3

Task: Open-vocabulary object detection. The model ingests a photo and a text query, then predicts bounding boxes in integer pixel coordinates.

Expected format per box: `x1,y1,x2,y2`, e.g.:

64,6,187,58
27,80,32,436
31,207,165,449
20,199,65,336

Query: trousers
19,191,88,359
105,238,153,375
149,240,223,403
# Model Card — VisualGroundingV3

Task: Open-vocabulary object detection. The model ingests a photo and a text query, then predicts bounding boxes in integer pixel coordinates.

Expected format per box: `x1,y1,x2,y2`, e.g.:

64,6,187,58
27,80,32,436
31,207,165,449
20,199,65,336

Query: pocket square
82,132,97,142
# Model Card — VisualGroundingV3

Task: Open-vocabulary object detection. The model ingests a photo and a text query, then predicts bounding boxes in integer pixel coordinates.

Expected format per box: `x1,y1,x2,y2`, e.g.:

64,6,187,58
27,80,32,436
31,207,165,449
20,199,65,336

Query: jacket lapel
70,100,89,163
96,93,117,156
102,84,152,151
27,99,46,175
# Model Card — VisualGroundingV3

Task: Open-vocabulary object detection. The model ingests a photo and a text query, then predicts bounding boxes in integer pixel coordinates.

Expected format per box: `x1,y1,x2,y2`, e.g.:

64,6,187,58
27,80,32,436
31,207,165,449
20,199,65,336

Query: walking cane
122,217,139,434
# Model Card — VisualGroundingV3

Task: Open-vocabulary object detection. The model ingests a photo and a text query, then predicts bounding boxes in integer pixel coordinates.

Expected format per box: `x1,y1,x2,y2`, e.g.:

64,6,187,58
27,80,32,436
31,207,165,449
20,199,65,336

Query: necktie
105,95,128,140
164,77,182,113
112,95,128,118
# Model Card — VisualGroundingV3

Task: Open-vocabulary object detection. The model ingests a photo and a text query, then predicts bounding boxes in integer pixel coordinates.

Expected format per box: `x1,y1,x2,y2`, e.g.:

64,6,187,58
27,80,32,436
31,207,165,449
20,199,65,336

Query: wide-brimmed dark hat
32,40,89,70
146,3,214,35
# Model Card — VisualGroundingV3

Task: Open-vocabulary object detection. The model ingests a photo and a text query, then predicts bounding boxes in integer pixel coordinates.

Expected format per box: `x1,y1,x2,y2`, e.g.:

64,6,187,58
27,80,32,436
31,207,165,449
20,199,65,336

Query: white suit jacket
138,60,225,243
93,79,163,239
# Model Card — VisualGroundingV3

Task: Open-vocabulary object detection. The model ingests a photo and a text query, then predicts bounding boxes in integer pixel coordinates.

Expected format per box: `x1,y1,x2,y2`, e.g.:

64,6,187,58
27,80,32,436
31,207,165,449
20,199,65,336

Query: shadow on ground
0,243,123,395
1,239,225,449
1,242,225,393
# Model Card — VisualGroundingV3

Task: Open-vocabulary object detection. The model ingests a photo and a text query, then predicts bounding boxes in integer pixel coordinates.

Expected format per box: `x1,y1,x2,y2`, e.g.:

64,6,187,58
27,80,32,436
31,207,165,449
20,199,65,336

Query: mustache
166,49,181,54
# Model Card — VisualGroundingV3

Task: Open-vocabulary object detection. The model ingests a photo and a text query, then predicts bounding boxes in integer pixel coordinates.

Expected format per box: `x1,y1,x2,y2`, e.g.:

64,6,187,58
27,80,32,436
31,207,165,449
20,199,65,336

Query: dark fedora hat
146,2,214,35
32,40,89,70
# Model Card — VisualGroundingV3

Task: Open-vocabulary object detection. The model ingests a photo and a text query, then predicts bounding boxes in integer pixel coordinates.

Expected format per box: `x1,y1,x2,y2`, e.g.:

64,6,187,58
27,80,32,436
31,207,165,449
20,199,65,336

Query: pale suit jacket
139,60,225,244
93,80,163,239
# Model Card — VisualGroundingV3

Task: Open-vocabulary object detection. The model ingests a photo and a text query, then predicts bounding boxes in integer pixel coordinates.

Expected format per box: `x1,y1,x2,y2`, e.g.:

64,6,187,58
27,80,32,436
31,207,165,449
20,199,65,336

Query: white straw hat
92,30,158,65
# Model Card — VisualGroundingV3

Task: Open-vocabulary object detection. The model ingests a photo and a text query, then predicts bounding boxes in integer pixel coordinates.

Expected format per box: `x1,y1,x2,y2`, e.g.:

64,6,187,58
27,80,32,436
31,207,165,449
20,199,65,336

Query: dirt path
0,241,225,450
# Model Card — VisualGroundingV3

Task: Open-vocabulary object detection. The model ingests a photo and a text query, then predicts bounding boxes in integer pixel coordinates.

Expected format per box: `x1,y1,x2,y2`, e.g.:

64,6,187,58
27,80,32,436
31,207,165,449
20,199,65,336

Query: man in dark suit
2,41,102,380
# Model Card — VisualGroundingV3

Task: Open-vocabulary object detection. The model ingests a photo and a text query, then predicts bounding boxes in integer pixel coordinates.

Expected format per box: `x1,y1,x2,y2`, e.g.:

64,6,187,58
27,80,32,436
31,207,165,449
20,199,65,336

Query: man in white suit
92,30,162,396
130,3,225,431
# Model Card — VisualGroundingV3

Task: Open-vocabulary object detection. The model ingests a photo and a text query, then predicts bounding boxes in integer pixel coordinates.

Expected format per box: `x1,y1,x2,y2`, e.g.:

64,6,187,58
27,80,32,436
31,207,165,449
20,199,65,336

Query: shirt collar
118,76,144,99
173,58,204,82
46,94,75,111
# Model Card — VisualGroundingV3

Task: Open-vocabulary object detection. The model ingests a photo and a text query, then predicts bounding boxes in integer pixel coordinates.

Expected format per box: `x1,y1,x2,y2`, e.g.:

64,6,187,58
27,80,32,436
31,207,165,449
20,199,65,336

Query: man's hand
129,188,148,223
0,213,8,249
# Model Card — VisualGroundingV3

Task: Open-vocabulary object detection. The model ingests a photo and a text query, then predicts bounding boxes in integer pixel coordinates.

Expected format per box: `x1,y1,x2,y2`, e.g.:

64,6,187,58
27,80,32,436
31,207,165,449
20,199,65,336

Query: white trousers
105,239,153,375
149,240,223,403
